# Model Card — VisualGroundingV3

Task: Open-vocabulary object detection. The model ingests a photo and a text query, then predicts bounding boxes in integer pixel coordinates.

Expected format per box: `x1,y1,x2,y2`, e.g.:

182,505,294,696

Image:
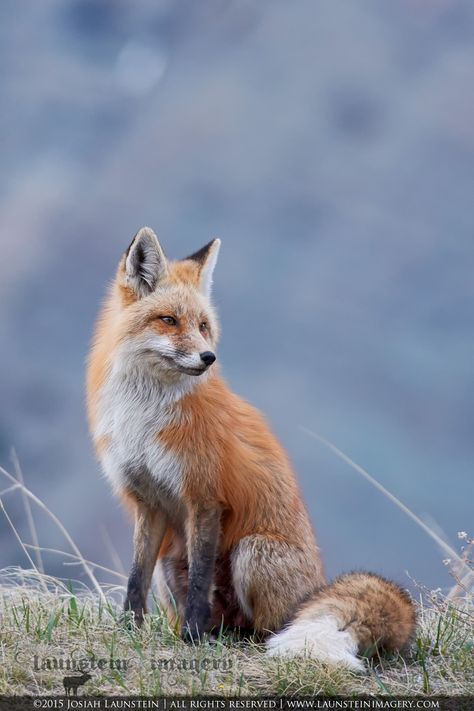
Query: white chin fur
266,615,365,673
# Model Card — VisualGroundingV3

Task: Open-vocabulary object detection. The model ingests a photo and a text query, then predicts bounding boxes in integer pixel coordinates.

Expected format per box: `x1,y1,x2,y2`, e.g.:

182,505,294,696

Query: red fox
87,227,415,671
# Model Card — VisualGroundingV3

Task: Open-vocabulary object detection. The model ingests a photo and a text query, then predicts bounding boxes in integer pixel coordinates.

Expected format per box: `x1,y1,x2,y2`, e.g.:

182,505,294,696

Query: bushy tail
266,572,416,672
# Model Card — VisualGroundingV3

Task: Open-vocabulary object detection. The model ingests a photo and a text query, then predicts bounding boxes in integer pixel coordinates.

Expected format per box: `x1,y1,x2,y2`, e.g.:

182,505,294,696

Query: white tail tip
266,615,365,673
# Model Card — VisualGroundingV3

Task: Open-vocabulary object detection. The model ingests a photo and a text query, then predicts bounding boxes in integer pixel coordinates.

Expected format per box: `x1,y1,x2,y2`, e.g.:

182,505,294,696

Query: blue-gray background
0,0,472,593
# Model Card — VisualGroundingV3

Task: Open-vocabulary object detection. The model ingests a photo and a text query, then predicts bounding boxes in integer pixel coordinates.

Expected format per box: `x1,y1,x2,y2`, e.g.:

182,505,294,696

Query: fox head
112,227,220,382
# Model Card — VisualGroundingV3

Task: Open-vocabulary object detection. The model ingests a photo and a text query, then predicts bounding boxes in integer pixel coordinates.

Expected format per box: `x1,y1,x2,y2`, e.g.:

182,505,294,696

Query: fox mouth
147,353,209,376
175,365,208,376
159,355,208,376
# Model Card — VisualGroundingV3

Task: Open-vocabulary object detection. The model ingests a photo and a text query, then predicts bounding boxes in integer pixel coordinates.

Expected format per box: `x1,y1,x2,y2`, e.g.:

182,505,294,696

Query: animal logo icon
62,671,92,696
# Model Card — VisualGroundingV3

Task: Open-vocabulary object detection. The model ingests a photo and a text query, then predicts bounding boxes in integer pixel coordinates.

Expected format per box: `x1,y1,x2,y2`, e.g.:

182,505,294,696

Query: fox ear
186,239,221,298
124,227,168,297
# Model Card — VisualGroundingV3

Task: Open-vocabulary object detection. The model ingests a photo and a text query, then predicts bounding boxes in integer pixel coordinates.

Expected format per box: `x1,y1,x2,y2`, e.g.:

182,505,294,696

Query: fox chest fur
95,364,190,520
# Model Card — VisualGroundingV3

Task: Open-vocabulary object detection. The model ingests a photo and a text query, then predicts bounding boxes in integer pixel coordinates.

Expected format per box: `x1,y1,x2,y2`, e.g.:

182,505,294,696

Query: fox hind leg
231,534,324,633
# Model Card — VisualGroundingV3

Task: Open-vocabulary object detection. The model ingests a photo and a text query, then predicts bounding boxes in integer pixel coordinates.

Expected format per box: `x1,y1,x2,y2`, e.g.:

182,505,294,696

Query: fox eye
199,321,208,334
160,316,177,326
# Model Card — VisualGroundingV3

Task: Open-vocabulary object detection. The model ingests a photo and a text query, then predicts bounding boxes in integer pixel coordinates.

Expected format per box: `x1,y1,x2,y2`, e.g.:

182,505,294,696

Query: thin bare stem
0,499,48,592
0,484,21,496
24,544,127,581
300,426,468,573
0,465,105,601
101,524,126,575
447,540,474,599
11,449,44,574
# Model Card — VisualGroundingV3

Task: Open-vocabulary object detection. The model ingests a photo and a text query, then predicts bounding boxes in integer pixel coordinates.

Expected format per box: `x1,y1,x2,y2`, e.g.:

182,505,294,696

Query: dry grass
0,569,472,696
0,438,473,697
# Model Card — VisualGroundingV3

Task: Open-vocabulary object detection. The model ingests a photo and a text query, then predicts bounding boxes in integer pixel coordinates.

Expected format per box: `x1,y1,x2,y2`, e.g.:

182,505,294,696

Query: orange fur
157,376,315,552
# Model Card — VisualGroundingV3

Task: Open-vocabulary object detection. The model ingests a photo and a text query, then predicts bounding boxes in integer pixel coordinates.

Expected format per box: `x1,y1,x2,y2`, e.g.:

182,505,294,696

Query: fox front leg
182,506,221,642
124,503,167,626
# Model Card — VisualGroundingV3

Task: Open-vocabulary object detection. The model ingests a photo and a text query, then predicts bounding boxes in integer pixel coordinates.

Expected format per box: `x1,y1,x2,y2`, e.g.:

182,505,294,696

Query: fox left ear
186,239,221,298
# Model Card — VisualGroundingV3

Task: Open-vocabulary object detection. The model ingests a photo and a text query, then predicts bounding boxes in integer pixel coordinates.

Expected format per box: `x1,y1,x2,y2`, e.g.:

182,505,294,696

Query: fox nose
200,351,216,367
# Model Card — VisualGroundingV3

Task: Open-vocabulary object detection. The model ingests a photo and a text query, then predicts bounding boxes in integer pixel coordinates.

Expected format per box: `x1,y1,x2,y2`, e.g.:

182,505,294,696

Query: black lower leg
122,502,167,626
124,563,147,624
182,507,220,642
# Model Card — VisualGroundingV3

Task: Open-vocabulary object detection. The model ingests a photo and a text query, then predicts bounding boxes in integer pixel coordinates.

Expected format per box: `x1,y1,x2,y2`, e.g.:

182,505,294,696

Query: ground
0,570,472,697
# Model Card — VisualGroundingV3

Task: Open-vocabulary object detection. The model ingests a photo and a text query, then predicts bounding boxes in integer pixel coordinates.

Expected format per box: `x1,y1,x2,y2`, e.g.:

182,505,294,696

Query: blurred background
0,0,472,594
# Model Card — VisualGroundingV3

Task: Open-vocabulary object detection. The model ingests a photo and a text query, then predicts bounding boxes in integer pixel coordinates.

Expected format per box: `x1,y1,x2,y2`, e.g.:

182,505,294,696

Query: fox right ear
124,227,168,297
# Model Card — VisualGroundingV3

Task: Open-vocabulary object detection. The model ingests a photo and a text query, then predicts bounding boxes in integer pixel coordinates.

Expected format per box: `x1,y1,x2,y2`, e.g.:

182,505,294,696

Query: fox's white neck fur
111,338,207,401
96,338,209,499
